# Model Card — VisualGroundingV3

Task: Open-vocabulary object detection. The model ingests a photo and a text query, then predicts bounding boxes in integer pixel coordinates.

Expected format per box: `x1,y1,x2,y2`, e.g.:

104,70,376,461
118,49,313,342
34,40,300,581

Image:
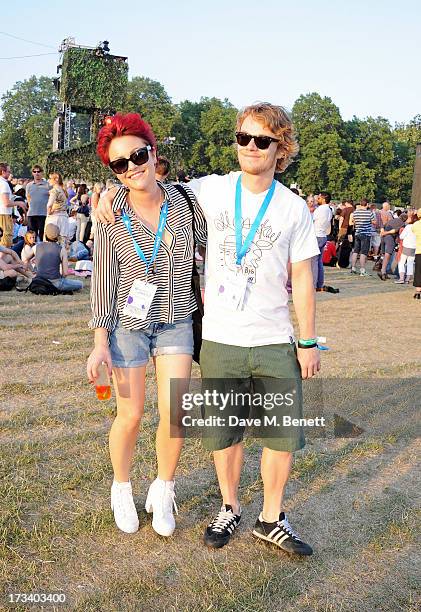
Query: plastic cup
95,363,111,401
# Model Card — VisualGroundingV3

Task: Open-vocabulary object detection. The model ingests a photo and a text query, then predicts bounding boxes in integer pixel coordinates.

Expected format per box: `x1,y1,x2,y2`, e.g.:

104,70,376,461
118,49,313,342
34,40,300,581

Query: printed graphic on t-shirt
214,211,282,284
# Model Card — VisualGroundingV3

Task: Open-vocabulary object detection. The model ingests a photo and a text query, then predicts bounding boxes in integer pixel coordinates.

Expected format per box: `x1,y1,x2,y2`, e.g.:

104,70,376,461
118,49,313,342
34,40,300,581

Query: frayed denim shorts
109,316,193,368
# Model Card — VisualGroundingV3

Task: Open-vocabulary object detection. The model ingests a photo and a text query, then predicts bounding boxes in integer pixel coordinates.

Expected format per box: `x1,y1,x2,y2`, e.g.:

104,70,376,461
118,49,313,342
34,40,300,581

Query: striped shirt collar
111,181,174,214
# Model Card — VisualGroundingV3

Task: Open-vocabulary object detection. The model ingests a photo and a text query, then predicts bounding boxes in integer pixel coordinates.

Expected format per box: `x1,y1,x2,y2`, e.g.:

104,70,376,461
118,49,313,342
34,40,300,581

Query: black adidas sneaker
204,504,241,549
252,512,313,556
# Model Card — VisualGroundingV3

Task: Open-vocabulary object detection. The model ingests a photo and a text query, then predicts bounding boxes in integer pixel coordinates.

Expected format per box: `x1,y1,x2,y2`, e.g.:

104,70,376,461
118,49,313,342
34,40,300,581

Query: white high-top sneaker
111,481,139,534
145,478,178,537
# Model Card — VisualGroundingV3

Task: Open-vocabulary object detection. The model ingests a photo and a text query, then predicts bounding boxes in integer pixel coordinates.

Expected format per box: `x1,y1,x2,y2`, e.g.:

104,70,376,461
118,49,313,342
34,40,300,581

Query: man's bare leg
213,443,244,514
261,448,292,522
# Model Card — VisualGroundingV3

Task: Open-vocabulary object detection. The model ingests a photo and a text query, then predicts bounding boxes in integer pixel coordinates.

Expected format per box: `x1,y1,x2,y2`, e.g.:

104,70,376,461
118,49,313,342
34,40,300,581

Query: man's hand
297,347,320,379
95,187,119,224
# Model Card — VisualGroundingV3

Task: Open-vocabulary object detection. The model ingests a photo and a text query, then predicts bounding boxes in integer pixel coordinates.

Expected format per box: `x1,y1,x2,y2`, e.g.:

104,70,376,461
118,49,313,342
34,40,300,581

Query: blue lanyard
121,201,168,274
235,174,276,266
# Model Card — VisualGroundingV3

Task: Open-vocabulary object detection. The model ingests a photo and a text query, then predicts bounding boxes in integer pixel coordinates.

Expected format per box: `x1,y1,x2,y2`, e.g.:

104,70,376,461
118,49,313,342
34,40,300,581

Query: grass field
0,265,420,611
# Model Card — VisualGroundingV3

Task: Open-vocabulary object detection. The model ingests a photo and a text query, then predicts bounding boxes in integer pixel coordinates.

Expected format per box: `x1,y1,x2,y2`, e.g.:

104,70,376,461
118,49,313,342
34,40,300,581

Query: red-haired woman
87,113,207,537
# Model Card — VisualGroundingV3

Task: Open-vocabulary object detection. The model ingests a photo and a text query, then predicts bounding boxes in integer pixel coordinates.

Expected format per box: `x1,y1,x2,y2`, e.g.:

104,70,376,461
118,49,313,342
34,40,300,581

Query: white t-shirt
68,217,77,240
188,172,319,347
312,204,333,238
400,225,417,250
0,177,13,215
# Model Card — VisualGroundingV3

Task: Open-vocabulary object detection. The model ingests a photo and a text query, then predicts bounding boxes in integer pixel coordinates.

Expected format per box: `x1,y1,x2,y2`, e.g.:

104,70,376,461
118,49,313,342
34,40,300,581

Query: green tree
386,166,414,207
0,76,57,175
173,97,238,174
292,93,348,196
196,98,238,174
345,116,394,201
346,163,376,201
292,92,344,148
122,76,177,142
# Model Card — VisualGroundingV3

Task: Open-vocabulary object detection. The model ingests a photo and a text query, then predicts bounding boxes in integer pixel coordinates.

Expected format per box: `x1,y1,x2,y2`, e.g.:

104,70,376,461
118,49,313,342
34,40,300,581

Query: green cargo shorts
199,340,305,452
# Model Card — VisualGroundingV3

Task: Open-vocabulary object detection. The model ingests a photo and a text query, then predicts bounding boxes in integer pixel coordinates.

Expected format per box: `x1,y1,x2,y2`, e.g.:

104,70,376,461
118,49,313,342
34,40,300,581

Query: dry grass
0,265,420,611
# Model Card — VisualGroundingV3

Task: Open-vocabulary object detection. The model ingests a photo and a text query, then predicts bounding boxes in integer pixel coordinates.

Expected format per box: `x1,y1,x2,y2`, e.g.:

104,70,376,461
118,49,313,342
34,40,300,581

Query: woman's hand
95,187,119,223
87,344,112,383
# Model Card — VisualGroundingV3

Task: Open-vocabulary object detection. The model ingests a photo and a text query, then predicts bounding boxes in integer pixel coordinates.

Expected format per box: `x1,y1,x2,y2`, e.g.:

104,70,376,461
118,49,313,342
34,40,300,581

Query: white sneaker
145,478,178,537
111,481,139,534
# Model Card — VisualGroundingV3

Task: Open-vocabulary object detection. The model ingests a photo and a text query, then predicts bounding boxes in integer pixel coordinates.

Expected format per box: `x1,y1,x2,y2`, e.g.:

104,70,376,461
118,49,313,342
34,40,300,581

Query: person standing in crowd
337,199,354,243
395,213,416,284
87,113,207,539
45,173,69,245
90,182,104,211
26,165,51,242
411,209,421,299
312,192,332,290
76,194,91,243
155,157,171,182
66,180,76,209
0,162,14,248
34,223,83,292
350,199,375,276
369,203,382,261
378,211,404,281
306,194,315,214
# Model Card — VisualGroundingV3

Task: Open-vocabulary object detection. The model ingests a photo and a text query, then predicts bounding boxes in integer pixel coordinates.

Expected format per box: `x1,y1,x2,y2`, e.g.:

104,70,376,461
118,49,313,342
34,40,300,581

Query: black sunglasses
235,132,280,150
109,145,152,174
32,170,42,173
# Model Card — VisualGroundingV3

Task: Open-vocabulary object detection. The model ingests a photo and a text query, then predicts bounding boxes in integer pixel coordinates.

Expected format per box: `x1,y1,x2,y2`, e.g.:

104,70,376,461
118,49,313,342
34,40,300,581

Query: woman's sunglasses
235,132,280,150
109,145,152,174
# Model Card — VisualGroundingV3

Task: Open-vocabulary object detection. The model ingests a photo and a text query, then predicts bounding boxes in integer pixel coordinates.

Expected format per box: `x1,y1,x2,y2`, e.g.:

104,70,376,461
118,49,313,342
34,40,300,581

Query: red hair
96,113,157,165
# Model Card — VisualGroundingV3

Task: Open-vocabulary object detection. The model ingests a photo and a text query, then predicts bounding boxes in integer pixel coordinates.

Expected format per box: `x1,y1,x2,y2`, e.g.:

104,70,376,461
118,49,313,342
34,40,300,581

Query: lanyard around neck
122,201,168,274
234,174,276,266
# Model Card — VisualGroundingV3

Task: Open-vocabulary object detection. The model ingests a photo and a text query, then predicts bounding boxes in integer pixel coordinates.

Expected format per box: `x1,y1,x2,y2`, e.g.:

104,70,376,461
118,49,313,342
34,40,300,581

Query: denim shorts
109,316,193,368
353,234,371,255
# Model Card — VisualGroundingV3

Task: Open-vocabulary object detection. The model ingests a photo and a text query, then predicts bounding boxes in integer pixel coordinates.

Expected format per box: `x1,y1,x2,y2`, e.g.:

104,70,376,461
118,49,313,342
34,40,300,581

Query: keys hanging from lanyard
121,201,169,277
234,174,276,266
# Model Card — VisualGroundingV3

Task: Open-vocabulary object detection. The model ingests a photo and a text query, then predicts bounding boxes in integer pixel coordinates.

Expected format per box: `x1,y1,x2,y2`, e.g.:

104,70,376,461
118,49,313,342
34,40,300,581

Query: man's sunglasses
109,145,152,174
32,170,42,173
235,132,280,150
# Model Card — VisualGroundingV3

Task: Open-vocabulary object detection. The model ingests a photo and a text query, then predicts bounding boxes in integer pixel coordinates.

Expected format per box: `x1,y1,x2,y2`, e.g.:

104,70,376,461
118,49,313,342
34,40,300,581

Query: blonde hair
49,172,68,198
236,102,299,173
24,229,36,245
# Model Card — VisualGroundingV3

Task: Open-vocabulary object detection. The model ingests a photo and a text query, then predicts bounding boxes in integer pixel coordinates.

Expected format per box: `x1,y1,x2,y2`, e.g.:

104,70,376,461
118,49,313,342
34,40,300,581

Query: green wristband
298,338,317,346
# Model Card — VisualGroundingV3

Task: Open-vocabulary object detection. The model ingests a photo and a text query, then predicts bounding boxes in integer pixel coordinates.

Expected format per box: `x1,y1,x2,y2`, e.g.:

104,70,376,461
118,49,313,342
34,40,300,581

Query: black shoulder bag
173,183,204,364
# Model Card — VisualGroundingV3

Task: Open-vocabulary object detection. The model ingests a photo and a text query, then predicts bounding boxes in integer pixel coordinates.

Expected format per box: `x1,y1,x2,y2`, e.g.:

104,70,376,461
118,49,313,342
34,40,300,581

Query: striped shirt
89,182,207,332
352,208,375,235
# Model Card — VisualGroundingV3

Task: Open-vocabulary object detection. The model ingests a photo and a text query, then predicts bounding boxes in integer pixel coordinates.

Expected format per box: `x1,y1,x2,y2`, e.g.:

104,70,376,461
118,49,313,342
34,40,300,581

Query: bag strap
173,183,199,272
173,183,203,313
173,183,196,245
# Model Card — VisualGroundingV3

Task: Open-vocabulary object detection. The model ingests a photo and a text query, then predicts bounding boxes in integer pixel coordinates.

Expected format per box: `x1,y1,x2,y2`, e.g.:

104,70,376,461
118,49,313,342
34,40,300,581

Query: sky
0,0,420,125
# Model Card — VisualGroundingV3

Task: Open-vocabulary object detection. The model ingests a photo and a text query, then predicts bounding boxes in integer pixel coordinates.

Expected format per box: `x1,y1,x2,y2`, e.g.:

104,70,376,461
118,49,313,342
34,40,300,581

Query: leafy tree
346,163,376,201
386,165,414,207
196,98,238,174
0,76,57,175
345,116,394,200
122,76,177,142
292,92,344,148
292,93,348,196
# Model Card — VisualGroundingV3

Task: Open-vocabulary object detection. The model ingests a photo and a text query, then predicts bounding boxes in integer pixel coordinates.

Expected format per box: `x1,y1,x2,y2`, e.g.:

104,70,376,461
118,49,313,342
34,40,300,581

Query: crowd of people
0,162,118,292
304,193,421,298
1,159,420,297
